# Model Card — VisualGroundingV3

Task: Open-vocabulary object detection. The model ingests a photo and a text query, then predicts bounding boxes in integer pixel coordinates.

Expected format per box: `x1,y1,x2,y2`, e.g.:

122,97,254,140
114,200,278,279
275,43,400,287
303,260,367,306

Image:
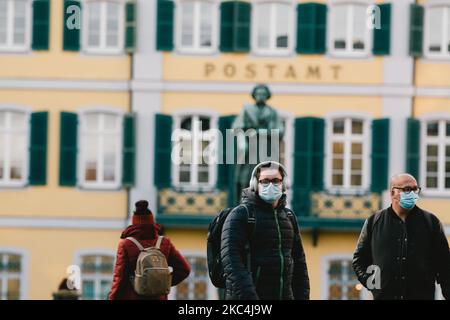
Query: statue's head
251,84,271,106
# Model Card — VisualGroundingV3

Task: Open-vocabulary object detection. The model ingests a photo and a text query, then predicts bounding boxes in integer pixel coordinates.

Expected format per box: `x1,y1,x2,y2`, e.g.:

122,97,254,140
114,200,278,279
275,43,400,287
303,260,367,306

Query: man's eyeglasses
392,186,422,194
258,178,283,186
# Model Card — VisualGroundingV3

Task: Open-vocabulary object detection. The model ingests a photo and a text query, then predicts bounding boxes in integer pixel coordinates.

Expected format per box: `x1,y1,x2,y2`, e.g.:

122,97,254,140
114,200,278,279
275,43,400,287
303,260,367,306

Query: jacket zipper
255,266,261,288
274,209,284,300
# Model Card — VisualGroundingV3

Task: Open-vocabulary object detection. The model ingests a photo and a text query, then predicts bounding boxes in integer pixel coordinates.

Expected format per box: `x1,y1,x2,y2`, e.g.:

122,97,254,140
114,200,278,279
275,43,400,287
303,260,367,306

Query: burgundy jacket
109,215,191,300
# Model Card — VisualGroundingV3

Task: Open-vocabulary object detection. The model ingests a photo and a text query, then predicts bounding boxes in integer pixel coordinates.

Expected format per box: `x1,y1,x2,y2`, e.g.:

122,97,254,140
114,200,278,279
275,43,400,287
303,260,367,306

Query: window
330,2,371,56
79,111,122,189
327,117,369,192
425,5,450,58
0,0,31,51
0,109,28,187
253,1,294,55
170,255,216,299
173,114,217,188
326,258,362,300
422,120,450,192
79,254,114,300
177,0,217,53
0,253,23,300
84,0,124,54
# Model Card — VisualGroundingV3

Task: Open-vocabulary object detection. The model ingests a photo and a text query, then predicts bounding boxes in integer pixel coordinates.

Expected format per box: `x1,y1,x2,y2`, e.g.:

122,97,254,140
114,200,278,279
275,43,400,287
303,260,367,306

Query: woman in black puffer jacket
220,161,310,300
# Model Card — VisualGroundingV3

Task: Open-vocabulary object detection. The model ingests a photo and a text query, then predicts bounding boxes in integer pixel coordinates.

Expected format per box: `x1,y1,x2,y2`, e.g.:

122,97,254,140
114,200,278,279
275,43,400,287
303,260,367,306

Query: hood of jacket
120,222,160,240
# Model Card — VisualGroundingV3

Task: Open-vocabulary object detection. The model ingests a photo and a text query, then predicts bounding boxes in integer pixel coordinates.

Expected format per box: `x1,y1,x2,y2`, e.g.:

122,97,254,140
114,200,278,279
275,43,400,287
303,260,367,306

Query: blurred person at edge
353,173,450,300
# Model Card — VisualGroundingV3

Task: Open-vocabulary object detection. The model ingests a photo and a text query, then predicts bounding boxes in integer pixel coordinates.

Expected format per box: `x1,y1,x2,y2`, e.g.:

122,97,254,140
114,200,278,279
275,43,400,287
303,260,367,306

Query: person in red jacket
109,200,191,300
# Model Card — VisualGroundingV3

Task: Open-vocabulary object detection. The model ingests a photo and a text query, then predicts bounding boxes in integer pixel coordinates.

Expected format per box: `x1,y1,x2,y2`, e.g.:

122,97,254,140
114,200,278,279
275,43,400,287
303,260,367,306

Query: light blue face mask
258,183,283,204
399,191,419,210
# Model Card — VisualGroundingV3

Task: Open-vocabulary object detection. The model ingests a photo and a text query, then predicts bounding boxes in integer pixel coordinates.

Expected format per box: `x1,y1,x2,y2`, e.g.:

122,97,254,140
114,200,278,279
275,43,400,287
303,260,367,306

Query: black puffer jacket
220,188,310,300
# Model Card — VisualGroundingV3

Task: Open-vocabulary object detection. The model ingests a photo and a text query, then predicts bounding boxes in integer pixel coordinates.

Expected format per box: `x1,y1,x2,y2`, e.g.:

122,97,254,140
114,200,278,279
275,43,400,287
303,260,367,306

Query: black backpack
206,205,300,289
207,204,255,288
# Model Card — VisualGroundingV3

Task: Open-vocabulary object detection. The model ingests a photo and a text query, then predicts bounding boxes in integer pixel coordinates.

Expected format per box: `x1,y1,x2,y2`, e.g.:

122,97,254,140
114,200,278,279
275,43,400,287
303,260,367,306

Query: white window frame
168,251,218,300
251,0,296,56
0,106,30,188
77,108,124,190
0,248,29,300
0,0,32,52
325,112,371,195
321,253,371,300
171,109,218,190
419,113,450,197
328,0,373,58
424,1,450,60
74,249,115,301
82,0,125,55
175,0,219,54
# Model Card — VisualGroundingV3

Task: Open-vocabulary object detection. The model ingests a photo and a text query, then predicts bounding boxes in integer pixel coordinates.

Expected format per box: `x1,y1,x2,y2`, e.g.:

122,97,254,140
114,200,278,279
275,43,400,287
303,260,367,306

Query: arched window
326,115,371,192
176,0,218,53
0,0,31,52
424,2,450,58
79,110,123,189
83,0,125,54
0,108,29,187
172,111,218,188
252,0,295,55
329,1,372,57
75,252,115,300
0,249,27,300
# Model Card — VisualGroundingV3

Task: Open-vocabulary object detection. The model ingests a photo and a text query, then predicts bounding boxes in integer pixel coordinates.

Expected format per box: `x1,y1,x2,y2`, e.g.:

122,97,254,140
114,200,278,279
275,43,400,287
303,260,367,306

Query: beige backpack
126,236,172,296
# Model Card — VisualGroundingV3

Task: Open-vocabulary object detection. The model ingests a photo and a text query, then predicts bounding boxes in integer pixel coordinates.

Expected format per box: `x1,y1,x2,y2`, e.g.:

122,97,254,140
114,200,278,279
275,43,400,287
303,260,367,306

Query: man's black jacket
220,188,310,300
353,205,450,300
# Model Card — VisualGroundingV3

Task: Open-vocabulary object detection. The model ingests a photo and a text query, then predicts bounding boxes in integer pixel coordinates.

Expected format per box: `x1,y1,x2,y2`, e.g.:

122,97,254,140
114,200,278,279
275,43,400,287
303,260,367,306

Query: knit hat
134,200,152,215
132,200,155,225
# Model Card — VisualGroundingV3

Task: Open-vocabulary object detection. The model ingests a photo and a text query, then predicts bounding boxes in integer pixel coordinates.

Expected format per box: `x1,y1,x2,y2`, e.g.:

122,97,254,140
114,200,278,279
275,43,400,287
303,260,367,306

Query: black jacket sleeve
291,221,310,300
432,217,450,300
352,218,373,289
220,206,259,300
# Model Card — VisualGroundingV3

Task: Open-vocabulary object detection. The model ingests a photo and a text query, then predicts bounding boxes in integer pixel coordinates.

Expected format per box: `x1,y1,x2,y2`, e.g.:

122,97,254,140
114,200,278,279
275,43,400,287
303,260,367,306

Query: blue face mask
258,183,283,204
399,191,419,210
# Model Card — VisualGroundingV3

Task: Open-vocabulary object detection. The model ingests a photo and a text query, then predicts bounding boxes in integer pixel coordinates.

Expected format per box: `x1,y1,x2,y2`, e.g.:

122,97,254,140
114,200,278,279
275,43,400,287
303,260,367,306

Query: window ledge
421,190,450,198
77,183,123,192
327,51,373,60
0,47,31,54
82,48,126,56
325,188,372,196
175,48,218,56
0,182,28,190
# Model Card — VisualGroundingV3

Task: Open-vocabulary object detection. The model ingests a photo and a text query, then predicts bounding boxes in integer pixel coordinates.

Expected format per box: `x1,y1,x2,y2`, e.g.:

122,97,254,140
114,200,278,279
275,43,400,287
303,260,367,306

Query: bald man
352,173,450,300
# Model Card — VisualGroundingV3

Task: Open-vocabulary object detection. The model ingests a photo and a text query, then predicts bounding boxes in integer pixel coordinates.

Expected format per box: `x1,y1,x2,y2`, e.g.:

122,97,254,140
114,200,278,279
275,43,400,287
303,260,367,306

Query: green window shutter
59,112,78,186
220,1,234,52
63,0,81,51
156,0,174,51
373,3,391,55
154,114,172,188
217,115,237,190
293,117,325,216
32,0,50,50
234,1,251,52
125,0,137,53
220,1,251,52
406,118,421,183
370,119,390,193
29,112,48,185
296,3,327,54
409,4,424,57
122,113,136,187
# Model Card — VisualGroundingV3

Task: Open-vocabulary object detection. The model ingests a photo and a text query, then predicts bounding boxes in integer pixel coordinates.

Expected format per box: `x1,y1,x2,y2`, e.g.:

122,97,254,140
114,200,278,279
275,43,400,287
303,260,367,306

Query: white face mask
258,183,283,203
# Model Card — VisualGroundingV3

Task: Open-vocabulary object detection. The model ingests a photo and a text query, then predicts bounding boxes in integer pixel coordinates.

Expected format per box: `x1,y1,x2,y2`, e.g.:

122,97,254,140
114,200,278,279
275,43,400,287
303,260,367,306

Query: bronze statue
232,84,284,202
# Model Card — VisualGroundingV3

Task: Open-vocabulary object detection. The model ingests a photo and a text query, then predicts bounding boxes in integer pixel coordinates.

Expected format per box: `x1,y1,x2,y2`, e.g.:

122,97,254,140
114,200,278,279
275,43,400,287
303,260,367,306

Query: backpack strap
155,236,164,249
126,237,145,251
285,208,299,238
